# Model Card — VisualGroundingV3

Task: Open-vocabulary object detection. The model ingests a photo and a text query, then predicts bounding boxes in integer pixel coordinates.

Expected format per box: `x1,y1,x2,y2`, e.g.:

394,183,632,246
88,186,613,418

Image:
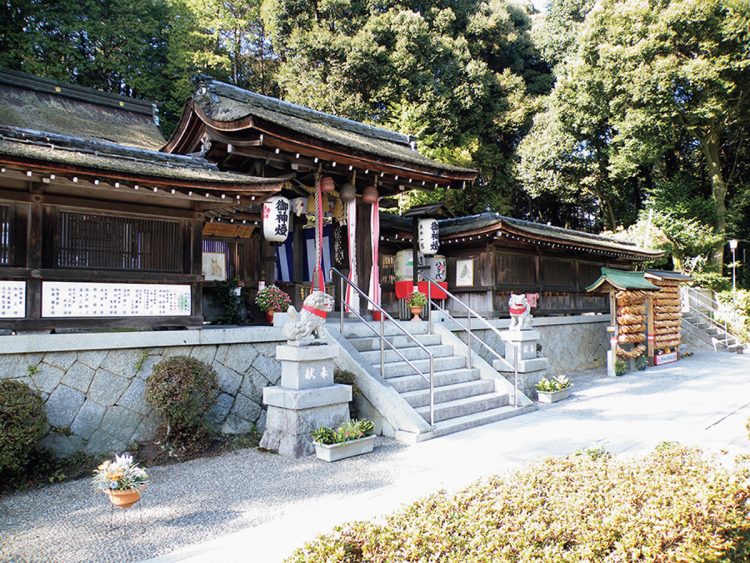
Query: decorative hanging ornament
339,182,356,203
292,197,307,216
363,185,378,205
418,218,439,255
306,194,316,214
320,176,336,193
262,196,291,243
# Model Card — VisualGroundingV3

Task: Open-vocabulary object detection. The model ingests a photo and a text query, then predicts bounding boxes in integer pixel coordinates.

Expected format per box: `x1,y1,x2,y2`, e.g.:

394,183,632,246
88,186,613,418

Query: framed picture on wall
202,252,227,281
455,258,474,287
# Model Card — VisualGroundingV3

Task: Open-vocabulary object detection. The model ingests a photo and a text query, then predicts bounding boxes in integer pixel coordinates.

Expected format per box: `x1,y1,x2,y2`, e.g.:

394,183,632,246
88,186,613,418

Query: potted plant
535,375,573,403
311,419,375,462
92,453,149,509
255,284,292,323
408,291,427,321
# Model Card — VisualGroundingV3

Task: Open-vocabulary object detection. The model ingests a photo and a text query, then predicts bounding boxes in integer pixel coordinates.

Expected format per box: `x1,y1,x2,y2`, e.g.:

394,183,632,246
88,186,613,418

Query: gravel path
2,351,749,563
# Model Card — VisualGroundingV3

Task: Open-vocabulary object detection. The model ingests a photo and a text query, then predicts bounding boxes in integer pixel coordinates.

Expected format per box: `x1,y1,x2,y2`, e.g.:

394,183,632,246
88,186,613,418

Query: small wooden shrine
378,213,663,317
587,267,692,373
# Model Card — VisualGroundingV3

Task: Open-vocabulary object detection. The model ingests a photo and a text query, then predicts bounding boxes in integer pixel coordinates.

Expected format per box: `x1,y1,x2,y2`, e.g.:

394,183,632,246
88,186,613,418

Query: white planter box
313,435,375,462
536,387,572,404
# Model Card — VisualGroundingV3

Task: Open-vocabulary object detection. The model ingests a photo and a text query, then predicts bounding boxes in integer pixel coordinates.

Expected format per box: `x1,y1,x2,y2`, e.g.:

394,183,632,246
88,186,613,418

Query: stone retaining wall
461,315,610,375
0,328,285,458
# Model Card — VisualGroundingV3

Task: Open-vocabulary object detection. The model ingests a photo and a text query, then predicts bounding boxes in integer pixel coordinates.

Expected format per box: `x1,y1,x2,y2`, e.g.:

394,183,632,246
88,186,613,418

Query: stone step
349,333,442,352
415,392,508,423
401,380,496,408
430,404,536,439
379,355,467,378
361,344,454,364
339,321,429,339
388,368,482,393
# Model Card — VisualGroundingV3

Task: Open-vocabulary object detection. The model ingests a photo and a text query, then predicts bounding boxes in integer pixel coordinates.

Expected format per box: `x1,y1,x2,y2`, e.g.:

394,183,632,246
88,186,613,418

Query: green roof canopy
586,267,660,292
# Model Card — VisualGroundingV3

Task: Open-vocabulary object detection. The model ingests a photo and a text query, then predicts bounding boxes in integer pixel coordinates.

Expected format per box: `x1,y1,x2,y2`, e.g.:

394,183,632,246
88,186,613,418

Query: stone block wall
0,330,284,458
461,316,610,375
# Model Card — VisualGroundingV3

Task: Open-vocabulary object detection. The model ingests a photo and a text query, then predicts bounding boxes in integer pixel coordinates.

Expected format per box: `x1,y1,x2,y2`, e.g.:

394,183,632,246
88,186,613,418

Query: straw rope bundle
618,332,647,344
619,323,646,334
617,344,646,359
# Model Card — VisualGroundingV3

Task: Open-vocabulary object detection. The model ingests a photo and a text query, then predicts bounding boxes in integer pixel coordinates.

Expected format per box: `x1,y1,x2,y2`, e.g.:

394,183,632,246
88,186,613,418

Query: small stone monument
259,291,352,457
501,294,550,397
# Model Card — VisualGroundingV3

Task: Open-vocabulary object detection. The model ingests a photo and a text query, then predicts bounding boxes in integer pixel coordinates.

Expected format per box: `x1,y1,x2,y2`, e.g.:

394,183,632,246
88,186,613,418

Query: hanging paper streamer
368,200,380,311
346,200,359,313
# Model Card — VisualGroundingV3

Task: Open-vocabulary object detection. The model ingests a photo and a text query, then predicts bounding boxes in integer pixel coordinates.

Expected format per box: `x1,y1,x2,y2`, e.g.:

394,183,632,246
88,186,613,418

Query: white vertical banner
346,201,360,313
367,201,380,311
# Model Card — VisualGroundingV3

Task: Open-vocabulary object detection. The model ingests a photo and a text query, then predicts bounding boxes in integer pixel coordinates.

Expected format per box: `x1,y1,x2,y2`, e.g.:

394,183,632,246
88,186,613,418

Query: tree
520,0,750,256
263,0,549,215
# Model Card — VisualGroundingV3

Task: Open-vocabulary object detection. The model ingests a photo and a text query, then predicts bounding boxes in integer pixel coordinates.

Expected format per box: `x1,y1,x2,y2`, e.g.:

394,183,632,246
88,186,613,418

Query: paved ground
1,351,749,563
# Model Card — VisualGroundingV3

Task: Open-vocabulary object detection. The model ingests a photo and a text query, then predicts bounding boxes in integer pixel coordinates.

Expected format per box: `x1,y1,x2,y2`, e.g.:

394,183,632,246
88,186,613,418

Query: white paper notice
0,281,26,318
42,282,191,317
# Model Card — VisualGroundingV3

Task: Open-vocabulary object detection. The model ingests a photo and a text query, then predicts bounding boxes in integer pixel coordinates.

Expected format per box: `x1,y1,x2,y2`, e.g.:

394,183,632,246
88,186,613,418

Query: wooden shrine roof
436,212,664,260
165,76,477,189
0,126,287,194
0,69,166,151
586,267,660,292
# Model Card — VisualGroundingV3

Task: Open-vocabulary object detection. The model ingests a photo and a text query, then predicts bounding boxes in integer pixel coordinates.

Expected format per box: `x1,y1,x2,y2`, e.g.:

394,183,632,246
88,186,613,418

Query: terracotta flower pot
410,306,423,322
265,309,276,324
107,488,141,509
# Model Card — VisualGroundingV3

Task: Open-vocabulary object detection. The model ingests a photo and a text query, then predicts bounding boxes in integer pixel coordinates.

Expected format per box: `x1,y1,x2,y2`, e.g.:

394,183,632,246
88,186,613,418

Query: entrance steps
334,320,533,440
682,312,744,353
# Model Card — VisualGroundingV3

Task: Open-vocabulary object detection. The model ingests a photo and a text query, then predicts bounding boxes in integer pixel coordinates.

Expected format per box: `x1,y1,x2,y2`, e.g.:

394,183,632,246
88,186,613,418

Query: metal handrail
682,287,739,346
331,268,434,426
421,274,518,407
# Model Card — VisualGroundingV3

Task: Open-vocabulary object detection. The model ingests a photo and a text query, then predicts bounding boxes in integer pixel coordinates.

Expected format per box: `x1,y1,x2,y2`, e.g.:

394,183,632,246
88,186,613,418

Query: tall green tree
263,0,549,214
520,0,750,260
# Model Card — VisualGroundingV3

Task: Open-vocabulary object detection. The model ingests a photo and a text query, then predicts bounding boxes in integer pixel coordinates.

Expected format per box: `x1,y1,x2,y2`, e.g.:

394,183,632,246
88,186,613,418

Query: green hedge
289,446,750,562
0,380,47,475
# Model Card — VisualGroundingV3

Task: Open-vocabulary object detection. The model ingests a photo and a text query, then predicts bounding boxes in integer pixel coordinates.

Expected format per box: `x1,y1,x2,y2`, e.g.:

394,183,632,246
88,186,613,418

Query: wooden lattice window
55,212,182,272
0,205,10,266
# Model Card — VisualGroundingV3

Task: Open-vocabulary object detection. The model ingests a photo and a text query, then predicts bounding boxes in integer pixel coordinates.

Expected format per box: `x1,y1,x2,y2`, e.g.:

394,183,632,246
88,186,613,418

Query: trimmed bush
145,356,218,446
0,380,47,474
288,446,750,562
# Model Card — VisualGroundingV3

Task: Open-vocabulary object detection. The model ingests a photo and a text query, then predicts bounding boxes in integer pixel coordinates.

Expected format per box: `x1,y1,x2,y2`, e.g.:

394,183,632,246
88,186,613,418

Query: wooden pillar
646,295,655,364
26,198,43,321
190,219,203,322
607,288,617,377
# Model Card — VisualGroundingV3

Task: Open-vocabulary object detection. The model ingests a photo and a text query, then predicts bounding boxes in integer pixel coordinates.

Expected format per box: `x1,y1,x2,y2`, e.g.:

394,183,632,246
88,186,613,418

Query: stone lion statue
283,291,335,341
508,293,533,331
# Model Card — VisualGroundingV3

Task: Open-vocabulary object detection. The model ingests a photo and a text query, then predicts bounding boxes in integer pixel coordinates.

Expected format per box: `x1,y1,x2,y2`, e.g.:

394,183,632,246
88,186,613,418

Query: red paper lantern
362,185,378,204
320,176,336,193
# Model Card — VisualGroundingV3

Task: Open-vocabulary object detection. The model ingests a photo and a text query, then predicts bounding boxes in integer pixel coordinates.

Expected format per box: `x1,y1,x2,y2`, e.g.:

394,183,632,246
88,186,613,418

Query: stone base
259,402,350,458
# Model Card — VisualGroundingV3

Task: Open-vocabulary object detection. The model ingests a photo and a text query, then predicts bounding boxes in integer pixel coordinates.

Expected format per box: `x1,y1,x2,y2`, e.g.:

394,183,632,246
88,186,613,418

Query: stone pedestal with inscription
259,342,351,458
501,329,550,399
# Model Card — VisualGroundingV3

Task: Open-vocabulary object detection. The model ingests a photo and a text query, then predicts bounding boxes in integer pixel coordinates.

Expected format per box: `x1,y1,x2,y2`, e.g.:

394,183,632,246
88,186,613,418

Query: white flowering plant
92,453,149,492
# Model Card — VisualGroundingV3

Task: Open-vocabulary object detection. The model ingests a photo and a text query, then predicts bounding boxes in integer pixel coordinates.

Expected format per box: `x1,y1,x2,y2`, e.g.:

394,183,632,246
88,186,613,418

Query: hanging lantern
362,185,378,205
262,196,291,243
418,218,439,255
320,176,336,193
340,182,356,203
428,255,447,282
292,197,307,216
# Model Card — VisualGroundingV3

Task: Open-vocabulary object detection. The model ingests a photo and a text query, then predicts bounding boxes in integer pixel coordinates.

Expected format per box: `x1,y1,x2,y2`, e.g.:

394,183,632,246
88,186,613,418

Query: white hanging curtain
345,201,360,313
367,201,380,311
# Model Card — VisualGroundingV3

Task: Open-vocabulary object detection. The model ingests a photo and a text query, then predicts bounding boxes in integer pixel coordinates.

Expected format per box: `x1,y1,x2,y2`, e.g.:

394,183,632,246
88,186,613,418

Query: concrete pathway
2,351,749,563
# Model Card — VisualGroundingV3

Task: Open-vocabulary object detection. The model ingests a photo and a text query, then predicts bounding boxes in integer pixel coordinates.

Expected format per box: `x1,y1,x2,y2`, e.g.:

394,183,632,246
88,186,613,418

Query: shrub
408,291,427,308
535,375,572,392
0,380,47,475
145,356,218,447
311,419,374,445
255,284,292,312
614,359,627,376
635,356,648,371
288,447,750,562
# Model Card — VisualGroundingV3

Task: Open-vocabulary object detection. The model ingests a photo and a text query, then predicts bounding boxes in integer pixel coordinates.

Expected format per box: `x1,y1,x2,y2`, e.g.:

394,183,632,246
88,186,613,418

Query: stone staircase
681,312,744,353
340,321,533,439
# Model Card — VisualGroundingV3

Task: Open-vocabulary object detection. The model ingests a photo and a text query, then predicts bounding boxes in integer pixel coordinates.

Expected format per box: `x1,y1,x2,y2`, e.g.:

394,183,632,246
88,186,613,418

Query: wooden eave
165,101,476,189
0,156,286,198
438,220,661,260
